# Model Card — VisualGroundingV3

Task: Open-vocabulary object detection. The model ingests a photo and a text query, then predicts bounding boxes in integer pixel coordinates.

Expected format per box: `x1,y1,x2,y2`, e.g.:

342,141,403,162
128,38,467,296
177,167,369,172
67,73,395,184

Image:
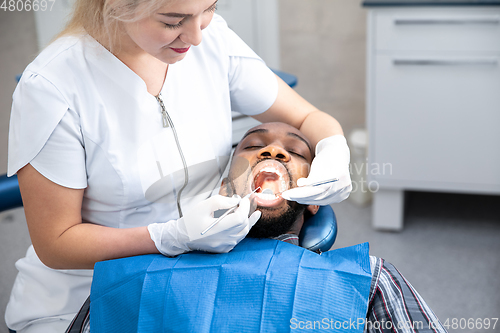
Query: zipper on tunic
155,94,189,218
155,95,170,128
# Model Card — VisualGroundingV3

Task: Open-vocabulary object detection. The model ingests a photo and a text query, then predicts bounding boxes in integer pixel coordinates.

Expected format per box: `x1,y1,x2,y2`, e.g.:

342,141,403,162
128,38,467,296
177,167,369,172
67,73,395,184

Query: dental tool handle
307,178,339,187
201,206,238,235
200,187,260,235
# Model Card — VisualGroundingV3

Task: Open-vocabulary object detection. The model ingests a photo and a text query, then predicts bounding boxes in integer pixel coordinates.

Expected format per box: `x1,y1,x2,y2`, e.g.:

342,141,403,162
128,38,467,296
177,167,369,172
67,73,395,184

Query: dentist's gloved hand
148,195,261,257
281,135,352,206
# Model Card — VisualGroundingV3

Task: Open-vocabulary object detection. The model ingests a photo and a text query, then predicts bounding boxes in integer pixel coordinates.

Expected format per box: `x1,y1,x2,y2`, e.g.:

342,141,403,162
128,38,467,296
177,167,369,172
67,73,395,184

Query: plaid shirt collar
273,233,299,246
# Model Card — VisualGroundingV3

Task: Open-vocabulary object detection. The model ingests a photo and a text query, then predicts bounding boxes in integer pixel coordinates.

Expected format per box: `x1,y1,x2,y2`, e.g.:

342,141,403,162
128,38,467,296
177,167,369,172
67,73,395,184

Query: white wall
279,0,367,137
33,0,75,49
217,0,280,69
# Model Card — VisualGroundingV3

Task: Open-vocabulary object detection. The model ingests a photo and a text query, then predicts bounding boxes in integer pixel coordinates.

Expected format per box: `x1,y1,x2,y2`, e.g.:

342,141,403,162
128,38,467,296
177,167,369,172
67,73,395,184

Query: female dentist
5,0,352,332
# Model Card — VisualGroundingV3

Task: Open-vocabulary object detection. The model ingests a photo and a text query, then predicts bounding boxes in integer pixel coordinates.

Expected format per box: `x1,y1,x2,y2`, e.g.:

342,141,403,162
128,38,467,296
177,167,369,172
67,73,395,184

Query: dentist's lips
250,160,290,208
171,46,190,54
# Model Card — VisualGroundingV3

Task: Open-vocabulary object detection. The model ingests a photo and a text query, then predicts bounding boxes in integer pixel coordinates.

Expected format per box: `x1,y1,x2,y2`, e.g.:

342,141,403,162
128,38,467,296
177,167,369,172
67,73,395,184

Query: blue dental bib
90,239,371,332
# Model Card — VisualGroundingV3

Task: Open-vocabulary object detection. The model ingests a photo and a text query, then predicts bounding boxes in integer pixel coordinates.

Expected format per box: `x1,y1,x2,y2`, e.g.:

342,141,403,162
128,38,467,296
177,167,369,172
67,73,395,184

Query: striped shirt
366,256,447,333
67,238,448,333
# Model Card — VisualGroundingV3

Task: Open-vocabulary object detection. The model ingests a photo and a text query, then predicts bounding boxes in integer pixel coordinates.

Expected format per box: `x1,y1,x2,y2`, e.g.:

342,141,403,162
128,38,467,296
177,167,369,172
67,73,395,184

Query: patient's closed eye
289,150,306,159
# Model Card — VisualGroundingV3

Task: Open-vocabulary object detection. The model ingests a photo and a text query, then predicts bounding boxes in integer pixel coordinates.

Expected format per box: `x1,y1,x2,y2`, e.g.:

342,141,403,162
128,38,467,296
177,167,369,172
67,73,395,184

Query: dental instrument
201,187,261,235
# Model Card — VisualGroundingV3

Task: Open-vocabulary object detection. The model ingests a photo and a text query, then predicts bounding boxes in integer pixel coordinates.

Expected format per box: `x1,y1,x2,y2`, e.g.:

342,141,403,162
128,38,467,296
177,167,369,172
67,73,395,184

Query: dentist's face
223,123,314,220
122,0,217,64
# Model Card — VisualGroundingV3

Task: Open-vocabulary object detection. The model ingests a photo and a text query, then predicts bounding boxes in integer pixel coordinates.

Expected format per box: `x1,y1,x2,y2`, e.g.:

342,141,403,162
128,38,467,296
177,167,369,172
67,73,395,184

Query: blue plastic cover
90,239,371,333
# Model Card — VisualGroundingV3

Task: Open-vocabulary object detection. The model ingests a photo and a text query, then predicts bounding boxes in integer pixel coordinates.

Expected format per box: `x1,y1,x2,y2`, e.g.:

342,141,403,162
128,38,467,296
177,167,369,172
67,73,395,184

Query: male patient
70,123,447,333
219,122,447,333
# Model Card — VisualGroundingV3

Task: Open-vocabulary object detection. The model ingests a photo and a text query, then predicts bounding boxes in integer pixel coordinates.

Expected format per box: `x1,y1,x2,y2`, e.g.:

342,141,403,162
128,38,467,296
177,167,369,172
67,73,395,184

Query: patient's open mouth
251,160,289,207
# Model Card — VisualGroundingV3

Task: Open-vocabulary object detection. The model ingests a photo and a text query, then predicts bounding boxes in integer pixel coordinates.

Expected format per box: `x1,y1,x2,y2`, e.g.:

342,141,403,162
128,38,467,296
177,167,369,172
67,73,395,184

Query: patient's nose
258,145,290,162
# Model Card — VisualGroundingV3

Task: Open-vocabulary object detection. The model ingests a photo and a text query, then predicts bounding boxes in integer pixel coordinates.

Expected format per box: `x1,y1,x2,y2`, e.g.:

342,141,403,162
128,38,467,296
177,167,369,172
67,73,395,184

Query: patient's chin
247,203,305,239
258,205,287,219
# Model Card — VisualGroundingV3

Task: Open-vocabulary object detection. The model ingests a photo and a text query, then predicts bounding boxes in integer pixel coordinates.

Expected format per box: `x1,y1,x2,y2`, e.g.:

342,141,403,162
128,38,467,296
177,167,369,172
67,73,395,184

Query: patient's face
221,122,314,238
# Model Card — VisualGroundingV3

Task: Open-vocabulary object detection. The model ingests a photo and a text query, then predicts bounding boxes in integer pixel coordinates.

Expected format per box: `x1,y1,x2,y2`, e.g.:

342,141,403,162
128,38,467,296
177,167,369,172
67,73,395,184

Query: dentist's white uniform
6,14,277,332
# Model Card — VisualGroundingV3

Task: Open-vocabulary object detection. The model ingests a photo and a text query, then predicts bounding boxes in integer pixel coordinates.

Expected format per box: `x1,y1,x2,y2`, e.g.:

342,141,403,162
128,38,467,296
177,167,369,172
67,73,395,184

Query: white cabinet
366,6,500,230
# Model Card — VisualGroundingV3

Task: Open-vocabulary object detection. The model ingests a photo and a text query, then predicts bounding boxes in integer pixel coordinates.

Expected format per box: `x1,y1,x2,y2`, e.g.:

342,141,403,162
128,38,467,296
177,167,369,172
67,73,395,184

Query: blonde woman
6,0,352,331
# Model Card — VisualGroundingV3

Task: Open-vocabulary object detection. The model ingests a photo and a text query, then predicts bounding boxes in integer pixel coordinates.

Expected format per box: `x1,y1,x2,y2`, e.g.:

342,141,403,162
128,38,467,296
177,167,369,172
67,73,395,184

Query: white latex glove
148,195,261,256
281,135,352,205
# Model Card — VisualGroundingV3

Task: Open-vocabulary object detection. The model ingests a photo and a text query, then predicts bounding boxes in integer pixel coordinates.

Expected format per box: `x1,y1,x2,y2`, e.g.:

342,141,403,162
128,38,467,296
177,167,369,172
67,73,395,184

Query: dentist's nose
180,17,204,46
258,145,291,163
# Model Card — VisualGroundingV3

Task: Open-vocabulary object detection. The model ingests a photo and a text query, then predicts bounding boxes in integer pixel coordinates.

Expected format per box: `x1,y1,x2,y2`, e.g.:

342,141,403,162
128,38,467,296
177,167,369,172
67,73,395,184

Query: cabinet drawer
373,7,500,53
370,54,500,190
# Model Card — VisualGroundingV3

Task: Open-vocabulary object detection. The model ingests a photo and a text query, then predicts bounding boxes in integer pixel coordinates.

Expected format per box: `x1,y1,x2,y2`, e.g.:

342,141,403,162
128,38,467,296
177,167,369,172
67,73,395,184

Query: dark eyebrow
287,132,312,154
241,128,268,140
159,0,218,18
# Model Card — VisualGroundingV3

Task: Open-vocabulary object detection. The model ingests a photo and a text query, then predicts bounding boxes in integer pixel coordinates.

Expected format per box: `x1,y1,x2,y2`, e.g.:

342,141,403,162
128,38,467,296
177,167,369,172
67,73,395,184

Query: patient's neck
286,215,304,236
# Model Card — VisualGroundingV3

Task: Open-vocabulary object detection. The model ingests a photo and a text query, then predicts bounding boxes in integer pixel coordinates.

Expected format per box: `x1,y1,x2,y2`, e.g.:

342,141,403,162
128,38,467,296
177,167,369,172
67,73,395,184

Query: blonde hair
57,0,175,51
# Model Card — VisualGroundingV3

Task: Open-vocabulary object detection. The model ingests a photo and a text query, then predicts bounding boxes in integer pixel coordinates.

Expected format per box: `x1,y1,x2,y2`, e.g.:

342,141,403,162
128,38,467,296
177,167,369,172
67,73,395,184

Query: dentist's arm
18,164,259,270
18,163,157,269
252,75,352,205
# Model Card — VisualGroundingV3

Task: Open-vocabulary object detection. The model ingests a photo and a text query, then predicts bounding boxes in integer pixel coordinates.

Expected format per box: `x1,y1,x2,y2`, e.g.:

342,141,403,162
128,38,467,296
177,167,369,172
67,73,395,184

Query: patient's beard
246,201,306,239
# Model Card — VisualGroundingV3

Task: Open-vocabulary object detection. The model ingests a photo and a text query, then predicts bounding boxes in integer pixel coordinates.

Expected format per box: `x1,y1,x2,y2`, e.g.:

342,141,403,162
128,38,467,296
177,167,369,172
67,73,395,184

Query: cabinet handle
394,17,500,25
393,59,498,66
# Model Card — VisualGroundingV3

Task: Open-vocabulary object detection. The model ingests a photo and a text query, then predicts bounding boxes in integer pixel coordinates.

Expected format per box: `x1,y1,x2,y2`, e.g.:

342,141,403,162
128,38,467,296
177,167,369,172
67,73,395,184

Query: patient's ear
219,178,233,196
306,205,320,215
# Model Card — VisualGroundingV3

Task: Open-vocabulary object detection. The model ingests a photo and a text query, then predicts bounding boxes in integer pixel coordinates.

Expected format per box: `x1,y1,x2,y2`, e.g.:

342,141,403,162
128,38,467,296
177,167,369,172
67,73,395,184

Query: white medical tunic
6,14,278,331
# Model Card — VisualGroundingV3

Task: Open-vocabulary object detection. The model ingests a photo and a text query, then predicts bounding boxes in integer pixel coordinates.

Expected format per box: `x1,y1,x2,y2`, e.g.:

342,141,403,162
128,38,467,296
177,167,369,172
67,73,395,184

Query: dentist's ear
306,205,320,215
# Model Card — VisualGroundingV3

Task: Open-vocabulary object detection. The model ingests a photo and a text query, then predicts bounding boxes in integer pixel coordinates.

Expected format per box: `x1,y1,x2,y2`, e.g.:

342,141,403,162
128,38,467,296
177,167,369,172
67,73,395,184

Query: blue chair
271,69,298,88
0,174,23,212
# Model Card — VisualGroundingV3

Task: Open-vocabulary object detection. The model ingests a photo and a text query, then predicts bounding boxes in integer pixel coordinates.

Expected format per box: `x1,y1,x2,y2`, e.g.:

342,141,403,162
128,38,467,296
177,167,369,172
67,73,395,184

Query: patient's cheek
218,182,231,197
229,156,251,181
288,162,311,180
